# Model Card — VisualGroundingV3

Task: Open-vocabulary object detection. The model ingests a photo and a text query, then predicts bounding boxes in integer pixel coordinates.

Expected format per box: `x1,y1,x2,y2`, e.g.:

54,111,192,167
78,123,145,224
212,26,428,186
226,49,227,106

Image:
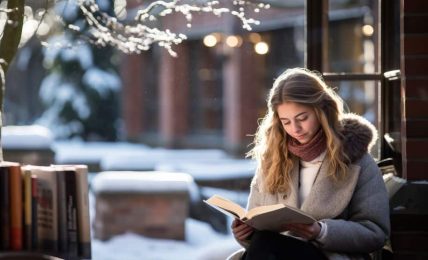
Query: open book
204,195,316,232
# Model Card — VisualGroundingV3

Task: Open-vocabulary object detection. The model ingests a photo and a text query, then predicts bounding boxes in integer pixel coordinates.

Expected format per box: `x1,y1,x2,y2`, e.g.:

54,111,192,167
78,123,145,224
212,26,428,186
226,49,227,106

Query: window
188,40,224,135
306,0,383,159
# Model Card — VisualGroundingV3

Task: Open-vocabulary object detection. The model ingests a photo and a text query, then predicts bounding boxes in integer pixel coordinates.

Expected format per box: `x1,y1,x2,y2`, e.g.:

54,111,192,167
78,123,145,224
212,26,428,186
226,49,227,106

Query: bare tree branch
0,0,25,160
72,0,270,56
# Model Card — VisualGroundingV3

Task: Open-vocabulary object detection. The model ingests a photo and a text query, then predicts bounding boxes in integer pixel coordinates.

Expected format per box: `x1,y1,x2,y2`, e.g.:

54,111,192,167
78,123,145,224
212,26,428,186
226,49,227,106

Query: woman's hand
282,222,321,240
231,219,254,242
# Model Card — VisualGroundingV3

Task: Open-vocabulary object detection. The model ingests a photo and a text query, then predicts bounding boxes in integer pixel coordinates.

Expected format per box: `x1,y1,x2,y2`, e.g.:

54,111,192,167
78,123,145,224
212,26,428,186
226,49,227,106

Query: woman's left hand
282,222,321,240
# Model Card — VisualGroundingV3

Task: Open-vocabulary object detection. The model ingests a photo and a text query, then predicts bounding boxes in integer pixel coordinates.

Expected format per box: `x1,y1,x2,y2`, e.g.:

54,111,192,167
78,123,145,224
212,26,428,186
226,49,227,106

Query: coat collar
280,157,361,220
275,113,376,219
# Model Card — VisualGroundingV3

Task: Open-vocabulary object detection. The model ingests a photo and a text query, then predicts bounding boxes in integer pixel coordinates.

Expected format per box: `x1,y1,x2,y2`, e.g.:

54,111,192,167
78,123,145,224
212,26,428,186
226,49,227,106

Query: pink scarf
287,128,326,162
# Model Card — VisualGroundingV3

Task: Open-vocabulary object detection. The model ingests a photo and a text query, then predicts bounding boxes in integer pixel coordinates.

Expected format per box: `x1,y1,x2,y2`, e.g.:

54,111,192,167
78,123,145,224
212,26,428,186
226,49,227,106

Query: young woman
229,68,390,260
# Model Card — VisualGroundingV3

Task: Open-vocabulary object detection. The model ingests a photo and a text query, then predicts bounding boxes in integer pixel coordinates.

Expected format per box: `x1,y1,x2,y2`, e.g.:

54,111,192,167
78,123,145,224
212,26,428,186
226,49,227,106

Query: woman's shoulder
354,153,378,169
353,153,383,184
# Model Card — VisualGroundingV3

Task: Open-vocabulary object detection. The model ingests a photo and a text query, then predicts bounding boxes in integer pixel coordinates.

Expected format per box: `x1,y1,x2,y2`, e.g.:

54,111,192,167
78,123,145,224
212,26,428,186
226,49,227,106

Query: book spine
56,170,68,254
9,165,23,250
0,167,10,250
31,175,38,250
65,170,78,259
23,169,33,250
75,166,91,259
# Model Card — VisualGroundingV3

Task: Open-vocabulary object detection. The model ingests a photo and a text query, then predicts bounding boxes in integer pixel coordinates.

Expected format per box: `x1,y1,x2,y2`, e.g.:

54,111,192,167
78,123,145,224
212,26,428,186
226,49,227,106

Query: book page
204,195,246,219
245,204,284,219
245,205,315,231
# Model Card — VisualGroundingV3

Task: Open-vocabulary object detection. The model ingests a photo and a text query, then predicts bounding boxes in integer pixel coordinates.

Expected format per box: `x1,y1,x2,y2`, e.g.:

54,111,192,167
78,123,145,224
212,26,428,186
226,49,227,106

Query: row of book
0,162,91,260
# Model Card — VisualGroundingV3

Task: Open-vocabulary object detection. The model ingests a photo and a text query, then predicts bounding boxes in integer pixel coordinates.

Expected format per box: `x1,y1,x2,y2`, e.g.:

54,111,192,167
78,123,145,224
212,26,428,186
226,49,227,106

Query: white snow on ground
88,186,242,260
91,220,240,260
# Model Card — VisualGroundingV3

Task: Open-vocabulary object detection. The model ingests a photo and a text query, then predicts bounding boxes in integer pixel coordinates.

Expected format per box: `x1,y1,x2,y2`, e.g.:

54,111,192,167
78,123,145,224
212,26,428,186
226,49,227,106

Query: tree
37,0,121,140
0,0,24,160
0,0,269,157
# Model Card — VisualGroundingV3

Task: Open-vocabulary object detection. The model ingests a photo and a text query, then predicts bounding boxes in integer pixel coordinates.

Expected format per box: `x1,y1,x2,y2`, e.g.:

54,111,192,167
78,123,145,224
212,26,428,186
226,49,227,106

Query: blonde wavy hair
247,68,350,194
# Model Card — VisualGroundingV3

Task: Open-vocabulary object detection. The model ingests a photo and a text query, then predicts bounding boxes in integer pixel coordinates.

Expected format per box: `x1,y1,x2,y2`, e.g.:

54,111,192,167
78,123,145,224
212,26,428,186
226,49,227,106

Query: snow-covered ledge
1,125,55,165
2,125,54,150
92,171,196,241
91,171,195,194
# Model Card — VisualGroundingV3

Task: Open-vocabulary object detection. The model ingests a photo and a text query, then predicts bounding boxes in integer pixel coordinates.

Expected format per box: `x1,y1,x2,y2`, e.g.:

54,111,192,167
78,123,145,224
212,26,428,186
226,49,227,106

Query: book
55,168,68,254
63,167,78,259
204,195,316,231
0,165,10,250
31,174,38,250
52,164,91,259
8,163,23,250
22,168,33,250
24,165,59,253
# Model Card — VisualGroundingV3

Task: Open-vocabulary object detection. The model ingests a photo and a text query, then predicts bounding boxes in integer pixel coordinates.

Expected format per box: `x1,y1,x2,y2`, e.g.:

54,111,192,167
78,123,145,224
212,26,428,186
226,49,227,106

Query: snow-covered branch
74,0,270,56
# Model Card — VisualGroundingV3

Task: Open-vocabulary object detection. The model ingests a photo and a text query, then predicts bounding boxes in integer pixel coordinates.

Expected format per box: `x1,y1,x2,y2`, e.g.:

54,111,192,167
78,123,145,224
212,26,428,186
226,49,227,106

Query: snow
54,1,79,21
88,172,244,260
155,159,257,181
99,148,229,171
53,140,150,164
82,67,121,97
91,219,240,260
43,35,93,70
1,125,54,149
91,171,195,194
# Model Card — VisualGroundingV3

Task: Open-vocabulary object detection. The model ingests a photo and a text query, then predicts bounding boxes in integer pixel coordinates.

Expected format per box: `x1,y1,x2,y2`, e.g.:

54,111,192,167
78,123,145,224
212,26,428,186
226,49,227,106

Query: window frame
305,0,399,160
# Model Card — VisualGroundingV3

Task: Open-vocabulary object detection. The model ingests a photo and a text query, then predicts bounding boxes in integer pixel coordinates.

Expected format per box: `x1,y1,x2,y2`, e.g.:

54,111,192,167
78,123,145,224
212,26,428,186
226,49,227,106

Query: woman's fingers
235,225,254,240
232,219,254,240
284,223,320,240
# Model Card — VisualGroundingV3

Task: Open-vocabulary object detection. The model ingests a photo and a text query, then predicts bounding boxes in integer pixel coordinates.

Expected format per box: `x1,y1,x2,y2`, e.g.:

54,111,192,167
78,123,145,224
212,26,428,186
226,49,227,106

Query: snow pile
1,125,54,149
99,148,229,171
156,159,257,181
53,140,150,164
91,171,195,194
91,219,240,260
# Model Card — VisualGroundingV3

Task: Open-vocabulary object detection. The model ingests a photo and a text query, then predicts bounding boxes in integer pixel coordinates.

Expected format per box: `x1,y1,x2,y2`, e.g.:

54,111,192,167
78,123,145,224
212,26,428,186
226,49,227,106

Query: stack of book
0,162,91,260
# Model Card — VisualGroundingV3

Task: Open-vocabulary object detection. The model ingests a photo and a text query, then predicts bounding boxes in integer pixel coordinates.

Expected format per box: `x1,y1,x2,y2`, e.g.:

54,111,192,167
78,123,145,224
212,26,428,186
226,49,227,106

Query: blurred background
3,0,384,157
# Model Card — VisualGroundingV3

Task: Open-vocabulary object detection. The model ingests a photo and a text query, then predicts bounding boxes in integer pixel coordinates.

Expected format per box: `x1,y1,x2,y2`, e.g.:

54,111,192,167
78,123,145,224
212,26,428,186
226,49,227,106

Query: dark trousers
243,230,328,260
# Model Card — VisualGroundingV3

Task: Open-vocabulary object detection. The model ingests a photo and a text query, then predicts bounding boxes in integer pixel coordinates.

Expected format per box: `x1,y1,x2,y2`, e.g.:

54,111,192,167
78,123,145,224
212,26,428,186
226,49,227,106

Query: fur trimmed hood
340,113,378,163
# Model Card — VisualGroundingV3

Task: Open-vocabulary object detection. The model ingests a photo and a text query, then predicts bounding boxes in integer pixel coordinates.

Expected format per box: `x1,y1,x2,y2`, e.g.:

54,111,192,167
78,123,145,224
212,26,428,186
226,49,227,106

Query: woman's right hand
231,219,254,242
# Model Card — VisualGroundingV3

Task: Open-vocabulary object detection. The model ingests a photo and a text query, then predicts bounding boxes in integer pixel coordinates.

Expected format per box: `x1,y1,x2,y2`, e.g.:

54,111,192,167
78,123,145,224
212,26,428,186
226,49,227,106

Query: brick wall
400,0,428,180
390,1,428,259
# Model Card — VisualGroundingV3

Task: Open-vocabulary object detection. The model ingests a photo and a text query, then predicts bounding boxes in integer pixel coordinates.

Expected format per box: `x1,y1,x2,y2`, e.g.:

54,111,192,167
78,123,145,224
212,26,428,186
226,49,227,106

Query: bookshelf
0,162,91,260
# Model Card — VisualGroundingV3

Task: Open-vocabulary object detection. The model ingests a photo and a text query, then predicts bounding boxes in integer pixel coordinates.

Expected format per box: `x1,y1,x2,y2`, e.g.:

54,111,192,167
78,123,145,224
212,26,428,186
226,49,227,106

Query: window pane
327,80,381,158
326,0,379,73
188,40,223,135
142,48,160,132
248,0,305,121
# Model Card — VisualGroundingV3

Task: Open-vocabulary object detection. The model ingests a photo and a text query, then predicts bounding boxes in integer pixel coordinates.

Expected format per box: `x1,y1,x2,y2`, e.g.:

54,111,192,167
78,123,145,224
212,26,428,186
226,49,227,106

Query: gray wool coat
228,114,391,260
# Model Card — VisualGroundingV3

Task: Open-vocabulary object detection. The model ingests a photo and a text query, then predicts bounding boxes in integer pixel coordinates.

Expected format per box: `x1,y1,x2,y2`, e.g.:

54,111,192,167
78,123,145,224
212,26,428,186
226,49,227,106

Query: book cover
24,165,59,253
9,163,23,250
204,195,316,232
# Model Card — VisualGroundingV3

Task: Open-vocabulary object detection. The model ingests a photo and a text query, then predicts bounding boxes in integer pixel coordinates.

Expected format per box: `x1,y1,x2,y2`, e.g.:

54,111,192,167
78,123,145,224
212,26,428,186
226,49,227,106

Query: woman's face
277,102,321,144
